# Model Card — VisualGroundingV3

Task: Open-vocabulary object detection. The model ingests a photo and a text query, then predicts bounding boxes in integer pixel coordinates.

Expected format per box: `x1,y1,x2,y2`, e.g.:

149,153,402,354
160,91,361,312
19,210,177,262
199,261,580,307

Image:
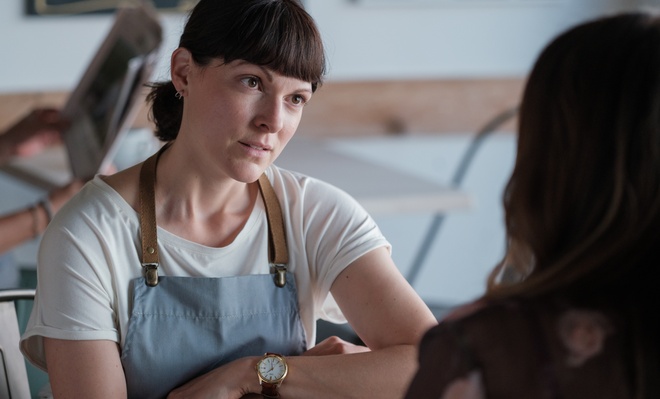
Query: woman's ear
171,47,192,95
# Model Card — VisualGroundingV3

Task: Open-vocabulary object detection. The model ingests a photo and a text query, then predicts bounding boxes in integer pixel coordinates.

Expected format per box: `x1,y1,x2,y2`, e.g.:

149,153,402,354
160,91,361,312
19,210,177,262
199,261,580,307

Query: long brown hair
486,11,660,397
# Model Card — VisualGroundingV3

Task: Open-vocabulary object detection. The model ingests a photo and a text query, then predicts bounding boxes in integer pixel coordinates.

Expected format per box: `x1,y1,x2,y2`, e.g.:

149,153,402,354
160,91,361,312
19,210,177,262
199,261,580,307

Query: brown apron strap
257,174,288,266
138,144,288,287
258,173,289,288
138,144,168,286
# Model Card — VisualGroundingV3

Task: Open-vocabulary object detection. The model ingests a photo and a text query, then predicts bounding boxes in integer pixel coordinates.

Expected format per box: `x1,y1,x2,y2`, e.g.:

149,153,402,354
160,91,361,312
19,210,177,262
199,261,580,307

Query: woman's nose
254,97,285,134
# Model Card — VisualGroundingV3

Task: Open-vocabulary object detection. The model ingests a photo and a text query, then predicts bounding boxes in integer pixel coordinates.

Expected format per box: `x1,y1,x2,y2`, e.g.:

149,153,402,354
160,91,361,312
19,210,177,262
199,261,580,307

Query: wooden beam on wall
298,78,524,137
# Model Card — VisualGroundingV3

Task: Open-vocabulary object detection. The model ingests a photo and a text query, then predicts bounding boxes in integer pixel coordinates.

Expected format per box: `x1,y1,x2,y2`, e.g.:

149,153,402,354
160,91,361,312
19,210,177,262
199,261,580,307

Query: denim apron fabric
120,145,306,399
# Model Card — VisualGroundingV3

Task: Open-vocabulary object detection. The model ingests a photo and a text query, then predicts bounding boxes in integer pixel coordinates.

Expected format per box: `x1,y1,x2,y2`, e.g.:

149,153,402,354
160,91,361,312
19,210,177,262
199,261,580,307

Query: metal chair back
0,289,35,399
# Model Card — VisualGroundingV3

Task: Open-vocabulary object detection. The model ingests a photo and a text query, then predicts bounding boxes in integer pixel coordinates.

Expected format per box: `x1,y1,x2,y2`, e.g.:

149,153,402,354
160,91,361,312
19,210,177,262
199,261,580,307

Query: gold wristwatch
256,352,288,398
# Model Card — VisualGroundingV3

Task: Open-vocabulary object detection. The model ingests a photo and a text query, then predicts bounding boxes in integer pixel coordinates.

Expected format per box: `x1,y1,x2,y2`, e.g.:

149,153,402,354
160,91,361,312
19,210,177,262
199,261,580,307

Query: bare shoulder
99,162,142,210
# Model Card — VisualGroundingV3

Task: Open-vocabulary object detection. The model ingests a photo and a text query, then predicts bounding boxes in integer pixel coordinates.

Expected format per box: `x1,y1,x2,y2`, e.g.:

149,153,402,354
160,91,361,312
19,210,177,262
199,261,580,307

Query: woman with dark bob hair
405,10,660,399
20,1,437,397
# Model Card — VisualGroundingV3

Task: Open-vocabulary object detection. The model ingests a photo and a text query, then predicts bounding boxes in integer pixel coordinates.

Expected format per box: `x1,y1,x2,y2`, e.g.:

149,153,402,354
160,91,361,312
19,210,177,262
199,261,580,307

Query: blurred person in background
405,10,660,399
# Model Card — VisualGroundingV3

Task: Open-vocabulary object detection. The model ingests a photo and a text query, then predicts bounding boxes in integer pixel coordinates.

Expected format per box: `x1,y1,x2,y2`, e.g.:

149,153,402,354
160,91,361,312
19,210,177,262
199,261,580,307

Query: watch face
258,355,287,382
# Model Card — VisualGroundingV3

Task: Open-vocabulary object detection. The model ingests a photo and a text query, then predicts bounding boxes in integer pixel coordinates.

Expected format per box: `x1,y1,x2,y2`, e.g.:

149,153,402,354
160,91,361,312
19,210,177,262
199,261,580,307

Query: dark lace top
405,298,632,399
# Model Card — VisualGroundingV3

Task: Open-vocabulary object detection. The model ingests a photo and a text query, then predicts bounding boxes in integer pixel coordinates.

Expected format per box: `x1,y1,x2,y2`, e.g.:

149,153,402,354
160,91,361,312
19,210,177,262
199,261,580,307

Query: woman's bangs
223,3,325,87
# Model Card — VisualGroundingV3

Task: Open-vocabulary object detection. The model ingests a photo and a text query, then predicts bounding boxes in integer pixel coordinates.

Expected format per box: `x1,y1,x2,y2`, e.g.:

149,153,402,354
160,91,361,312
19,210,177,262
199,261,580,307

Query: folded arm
170,246,438,398
44,247,437,399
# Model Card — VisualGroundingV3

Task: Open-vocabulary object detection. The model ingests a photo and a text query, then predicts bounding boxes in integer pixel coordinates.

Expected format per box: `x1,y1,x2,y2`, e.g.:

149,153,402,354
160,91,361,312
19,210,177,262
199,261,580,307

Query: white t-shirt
21,165,390,371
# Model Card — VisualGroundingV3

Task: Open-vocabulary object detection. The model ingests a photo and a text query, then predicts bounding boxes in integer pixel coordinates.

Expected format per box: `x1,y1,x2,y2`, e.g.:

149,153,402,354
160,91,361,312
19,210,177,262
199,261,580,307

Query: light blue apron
120,146,306,399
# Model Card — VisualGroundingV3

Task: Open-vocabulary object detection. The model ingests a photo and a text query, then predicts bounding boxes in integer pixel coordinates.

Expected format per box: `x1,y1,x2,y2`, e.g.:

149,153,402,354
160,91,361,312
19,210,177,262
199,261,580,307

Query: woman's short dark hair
147,0,326,141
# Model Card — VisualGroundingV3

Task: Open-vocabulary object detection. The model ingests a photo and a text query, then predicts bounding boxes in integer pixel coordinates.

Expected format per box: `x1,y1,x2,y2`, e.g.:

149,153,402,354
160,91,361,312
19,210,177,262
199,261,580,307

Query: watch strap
261,381,281,398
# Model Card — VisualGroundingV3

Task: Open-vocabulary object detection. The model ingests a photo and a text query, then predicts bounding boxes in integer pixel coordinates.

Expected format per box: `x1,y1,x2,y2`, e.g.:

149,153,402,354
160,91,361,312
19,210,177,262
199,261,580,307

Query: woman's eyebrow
234,60,275,82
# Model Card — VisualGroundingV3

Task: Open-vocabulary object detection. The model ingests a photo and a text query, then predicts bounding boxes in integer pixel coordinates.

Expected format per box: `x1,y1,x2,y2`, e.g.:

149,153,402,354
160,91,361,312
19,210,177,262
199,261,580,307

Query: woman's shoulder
98,162,141,209
266,164,360,205
48,173,138,233
427,296,626,375
423,297,572,360
421,297,631,398
426,299,529,340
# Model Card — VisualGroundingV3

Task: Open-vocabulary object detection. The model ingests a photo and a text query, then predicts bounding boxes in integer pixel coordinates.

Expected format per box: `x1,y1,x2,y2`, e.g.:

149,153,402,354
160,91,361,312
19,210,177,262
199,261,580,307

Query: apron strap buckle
142,263,160,287
270,264,287,288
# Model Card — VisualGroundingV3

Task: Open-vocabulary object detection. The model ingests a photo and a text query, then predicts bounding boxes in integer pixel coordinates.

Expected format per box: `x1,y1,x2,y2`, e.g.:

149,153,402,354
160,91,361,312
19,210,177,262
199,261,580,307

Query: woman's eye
292,95,306,105
242,77,260,89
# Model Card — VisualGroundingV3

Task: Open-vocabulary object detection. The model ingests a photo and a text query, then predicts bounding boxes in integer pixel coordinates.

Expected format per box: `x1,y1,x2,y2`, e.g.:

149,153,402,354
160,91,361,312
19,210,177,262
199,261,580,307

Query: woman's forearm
280,344,418,399
169,344,419,399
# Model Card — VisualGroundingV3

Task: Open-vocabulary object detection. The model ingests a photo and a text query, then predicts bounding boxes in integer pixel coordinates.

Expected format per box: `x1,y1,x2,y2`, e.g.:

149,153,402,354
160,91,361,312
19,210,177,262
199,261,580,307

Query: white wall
306,0,645,80
0,0,649,93
0,2,187,93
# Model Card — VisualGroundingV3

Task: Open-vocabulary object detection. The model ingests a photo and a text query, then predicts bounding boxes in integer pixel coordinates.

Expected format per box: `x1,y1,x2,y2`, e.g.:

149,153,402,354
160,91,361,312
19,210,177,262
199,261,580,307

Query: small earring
175,91,183,100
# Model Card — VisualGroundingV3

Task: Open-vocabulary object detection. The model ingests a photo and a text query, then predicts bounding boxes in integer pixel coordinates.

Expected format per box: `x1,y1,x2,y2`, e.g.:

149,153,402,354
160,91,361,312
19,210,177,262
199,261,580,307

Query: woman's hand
302,336,371,356
2,108,69,158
